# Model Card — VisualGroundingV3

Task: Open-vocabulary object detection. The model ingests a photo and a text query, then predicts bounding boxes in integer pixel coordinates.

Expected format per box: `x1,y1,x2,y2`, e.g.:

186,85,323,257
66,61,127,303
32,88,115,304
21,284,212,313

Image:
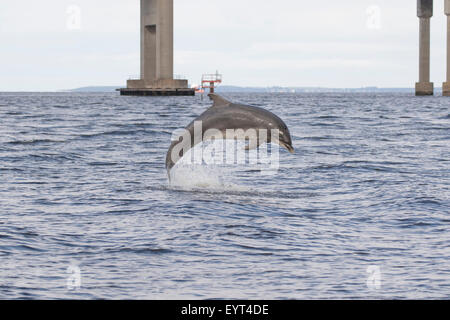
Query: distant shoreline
63,85,430,94
1,86,445,94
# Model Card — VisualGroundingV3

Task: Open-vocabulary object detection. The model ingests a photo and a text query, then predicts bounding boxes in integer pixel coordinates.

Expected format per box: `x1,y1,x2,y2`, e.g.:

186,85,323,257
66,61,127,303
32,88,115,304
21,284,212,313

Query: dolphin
165,94,294,173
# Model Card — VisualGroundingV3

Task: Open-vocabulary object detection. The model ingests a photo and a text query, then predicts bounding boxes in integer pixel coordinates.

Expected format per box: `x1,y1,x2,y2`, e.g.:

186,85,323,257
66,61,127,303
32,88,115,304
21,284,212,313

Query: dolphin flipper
208,94,232,107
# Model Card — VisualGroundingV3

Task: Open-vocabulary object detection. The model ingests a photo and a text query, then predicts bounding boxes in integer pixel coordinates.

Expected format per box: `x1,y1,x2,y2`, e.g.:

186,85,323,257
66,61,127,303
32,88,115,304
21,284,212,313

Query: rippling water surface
0,92,449,299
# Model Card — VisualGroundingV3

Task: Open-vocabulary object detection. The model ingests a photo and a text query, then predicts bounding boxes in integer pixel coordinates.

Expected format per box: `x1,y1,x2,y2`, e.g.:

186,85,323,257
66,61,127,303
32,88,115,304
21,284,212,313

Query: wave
7,139,66,145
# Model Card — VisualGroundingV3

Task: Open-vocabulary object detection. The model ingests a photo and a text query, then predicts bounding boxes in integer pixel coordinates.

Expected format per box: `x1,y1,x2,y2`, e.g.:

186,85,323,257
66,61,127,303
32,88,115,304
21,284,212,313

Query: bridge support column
416,0,434,96
443,0,450,96
119,0,194,96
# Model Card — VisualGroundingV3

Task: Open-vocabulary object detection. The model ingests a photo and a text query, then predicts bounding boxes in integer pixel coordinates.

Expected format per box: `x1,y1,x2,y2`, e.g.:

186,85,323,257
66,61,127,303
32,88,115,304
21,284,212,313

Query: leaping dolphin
165,94,294,173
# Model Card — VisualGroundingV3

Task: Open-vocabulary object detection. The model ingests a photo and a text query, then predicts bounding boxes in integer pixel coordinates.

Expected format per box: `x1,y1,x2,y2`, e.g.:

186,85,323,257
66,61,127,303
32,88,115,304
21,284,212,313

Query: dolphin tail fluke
208,94,232,107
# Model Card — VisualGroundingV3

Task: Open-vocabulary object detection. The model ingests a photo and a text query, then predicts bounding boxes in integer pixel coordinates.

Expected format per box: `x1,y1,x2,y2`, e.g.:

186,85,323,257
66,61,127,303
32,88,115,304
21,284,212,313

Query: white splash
168,141,254,192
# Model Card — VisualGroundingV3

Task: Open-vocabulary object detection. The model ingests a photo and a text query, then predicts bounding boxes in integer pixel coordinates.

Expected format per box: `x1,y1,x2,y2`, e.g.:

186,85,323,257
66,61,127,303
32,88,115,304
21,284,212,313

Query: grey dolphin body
165,94,294,173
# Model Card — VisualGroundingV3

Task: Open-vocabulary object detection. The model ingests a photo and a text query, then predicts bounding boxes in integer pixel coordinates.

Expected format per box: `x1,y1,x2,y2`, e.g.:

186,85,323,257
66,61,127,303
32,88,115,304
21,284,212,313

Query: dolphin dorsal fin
208,94,232,107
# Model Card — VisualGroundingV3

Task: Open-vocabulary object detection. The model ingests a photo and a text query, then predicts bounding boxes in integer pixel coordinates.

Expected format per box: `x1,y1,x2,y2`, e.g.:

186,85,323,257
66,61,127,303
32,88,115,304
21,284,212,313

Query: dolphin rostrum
165,94,294,173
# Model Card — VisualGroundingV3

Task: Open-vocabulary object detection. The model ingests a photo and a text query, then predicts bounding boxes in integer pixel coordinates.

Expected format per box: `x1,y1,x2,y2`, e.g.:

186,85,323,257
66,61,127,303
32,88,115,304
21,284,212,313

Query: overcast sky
0,0,448,91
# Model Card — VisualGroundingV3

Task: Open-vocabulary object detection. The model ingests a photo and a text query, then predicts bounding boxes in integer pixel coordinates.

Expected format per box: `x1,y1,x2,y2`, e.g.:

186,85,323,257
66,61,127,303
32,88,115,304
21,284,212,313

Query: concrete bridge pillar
443,0,450,96
416,0,434,96
140,0,173,81
120,0,194,96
